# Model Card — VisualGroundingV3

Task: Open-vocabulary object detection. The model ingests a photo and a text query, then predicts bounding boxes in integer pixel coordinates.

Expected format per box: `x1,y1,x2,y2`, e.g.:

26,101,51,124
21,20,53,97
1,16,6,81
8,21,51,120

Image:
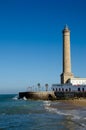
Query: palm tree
37,83,41,91
45,83,48,91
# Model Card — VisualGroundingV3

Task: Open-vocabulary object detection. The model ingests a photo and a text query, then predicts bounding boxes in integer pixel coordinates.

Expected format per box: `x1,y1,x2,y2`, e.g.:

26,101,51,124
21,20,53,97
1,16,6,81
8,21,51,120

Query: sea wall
19,91,86,100
19,91,57,100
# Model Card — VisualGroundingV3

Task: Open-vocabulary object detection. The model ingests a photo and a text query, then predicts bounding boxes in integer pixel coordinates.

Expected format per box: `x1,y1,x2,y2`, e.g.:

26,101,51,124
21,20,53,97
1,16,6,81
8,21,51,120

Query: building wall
68,78,86,85
52,84,86,92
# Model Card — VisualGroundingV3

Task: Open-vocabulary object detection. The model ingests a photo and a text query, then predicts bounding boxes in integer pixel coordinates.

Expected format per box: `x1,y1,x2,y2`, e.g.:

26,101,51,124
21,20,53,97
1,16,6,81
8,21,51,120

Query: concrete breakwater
19,91,86,100
19,91,57,100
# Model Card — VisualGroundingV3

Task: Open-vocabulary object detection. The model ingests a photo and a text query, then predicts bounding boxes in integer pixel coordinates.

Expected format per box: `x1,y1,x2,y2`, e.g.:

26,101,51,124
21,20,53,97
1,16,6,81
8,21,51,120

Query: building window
65,89,68,92
56,88,58,91
53,88,54,91
78,88,80,92
82,88,84,92
69,88,71,92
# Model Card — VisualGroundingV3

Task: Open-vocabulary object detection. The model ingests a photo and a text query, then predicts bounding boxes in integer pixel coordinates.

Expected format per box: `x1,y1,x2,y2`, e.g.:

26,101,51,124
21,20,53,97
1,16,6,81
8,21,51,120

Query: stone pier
19,91,57,100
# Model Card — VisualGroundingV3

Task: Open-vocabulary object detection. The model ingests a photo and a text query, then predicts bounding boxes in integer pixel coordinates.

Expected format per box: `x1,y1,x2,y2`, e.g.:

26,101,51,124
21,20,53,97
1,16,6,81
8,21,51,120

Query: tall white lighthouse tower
61,25,74,84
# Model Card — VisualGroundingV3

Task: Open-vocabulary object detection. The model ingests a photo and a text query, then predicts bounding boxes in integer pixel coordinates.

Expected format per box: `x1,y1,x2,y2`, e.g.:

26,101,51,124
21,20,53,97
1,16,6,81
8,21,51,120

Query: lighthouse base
61,72,74,84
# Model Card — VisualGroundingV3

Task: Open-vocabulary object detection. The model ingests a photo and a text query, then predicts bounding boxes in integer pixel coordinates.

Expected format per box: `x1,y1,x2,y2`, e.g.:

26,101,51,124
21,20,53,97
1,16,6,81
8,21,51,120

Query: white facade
68,78,86,85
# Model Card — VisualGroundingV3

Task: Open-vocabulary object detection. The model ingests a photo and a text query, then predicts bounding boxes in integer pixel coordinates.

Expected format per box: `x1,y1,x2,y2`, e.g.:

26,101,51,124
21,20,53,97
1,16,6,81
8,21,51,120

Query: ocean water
0,94,86,130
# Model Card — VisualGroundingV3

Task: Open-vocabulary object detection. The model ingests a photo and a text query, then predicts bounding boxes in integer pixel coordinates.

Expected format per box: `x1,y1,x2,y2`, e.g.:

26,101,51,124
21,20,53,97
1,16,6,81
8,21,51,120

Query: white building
52,83,86,92
67,78,86,85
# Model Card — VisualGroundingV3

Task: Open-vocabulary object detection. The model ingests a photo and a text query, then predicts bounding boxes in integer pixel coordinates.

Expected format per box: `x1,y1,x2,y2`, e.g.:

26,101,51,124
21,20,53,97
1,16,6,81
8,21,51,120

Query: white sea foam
43,100,51,104
80,123,86,127
44,104,70,116
72,115,81,120
23,96,27,100
44,104,83,121
12,95,19,100
44,103,71,116
45,107,86,129
43,101,51,107
43,100,86,130
45,106,57,113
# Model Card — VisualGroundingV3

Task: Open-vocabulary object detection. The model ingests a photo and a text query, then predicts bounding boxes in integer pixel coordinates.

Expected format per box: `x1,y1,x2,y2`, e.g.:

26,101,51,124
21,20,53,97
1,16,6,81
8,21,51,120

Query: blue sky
0,0,86,94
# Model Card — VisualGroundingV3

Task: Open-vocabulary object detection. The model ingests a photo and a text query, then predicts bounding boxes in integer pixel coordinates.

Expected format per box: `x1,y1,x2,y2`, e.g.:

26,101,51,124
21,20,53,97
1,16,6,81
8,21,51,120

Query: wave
43,101,72,116
12,95,28,101
43,102,82,118
45,105,82,119
22,96,27,100
12,95,19,100
44,102,86,129
43,100,51,107
45,106,72,116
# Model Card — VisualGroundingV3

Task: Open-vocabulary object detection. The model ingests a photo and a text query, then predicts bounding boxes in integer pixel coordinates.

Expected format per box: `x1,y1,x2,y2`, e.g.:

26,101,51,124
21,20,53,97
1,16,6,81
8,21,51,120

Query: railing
26,86,52,92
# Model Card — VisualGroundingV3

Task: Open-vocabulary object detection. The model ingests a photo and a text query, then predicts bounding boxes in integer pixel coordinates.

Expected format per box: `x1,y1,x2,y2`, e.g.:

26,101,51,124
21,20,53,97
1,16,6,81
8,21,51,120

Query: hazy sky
0,0,86,94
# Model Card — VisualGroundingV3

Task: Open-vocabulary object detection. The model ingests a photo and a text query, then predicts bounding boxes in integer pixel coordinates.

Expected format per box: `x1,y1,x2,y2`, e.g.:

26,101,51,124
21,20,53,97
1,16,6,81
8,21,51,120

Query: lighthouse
61,25,74,84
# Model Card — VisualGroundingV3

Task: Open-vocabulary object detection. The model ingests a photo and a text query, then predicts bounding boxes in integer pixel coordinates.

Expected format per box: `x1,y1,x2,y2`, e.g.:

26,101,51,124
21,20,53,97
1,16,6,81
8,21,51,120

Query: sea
0,94,86,130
